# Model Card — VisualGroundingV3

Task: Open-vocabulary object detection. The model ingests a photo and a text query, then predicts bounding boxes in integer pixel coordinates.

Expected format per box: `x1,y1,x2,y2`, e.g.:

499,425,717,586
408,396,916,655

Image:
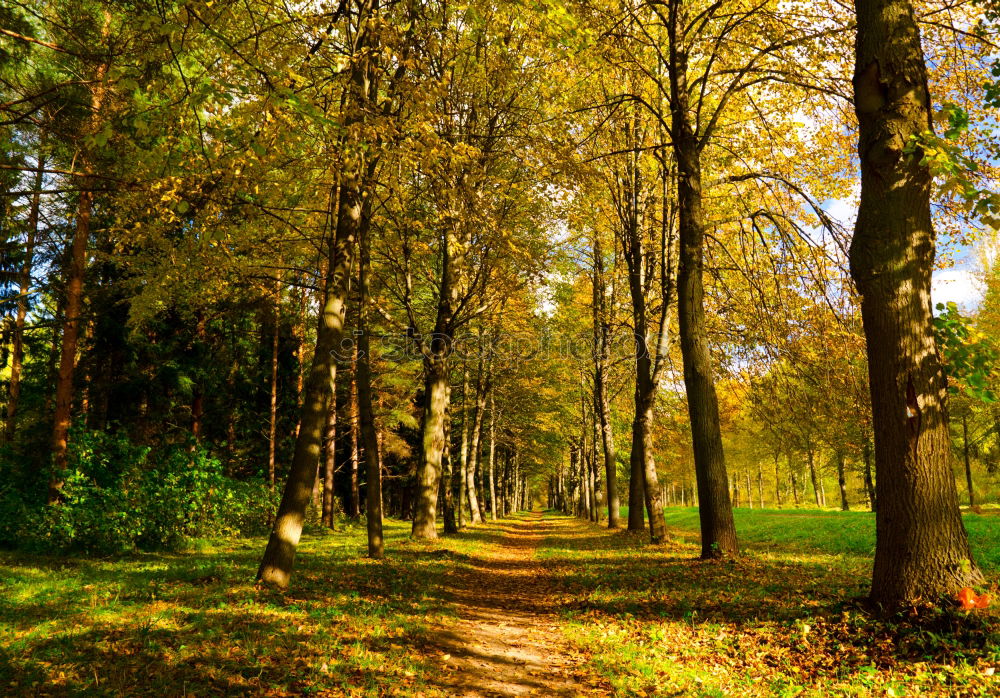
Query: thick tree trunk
6,149,44,443
412,356,449,539
852,0,982,606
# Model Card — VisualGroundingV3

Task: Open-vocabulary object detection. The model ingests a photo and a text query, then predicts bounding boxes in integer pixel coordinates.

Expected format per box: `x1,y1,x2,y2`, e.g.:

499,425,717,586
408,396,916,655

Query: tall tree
851,0,982,607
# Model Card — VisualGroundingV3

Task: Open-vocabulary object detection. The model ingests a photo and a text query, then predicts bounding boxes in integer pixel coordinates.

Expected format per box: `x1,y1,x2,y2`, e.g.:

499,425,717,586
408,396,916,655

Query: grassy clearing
0,519,492,696
543,509,1000,697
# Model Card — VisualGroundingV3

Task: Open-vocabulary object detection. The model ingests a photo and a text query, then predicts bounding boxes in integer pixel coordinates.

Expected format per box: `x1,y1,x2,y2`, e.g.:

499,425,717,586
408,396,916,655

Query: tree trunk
593,236,620,528
412,355,449,539
257,163,363,587
852,0,982,606
5,148,44,443
268,285,281,488
322,390,336,527
667,13,737,557
465,362,486,524
757,461,765,509
863,437,876,511
837,451,850,512
348,353,361,518
50,172,94,502
356,217,383,558
774,453,782,508
488,390,497,521
458,362,470,528
807,448,821,507
963,413,974,508
441,410,458,533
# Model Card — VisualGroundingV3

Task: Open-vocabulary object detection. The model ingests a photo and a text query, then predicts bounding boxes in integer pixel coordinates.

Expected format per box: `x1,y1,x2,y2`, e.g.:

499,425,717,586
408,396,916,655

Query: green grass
618,505,1000,573
3,509,998,697
0,519,490,696
546,508,1000,697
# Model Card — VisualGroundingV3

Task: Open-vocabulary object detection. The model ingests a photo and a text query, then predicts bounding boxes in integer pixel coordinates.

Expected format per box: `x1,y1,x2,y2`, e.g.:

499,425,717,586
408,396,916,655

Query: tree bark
488,390,497,521
963,413,974,508
356,212,384,558
464,360,486,524
593,237,620,528
348,352,361,518
852,0,982,607
322,389,336,527
268,284,281,488
837,451,850,512
666,1,737,557
863,437,876,511
6,148,44,444
807,448,821,507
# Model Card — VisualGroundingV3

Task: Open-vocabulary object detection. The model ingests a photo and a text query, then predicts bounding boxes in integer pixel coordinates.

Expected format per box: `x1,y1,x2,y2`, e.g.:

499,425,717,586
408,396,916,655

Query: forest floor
1,509,999,696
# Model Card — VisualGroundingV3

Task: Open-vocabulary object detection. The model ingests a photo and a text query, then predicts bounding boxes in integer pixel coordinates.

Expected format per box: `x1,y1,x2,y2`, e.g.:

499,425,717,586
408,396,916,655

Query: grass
543,508,1000,697
0,519,490,696
2,508,998,697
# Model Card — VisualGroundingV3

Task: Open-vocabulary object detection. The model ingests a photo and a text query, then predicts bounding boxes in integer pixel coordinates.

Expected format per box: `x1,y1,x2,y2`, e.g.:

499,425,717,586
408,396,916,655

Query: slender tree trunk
268,284,281,488
356,216,383,558
863,437,876,511
6,149,44,443
807,449,821,507
757,462,765,509
348,353,361,518
458,362,469,528
774,453,782,508
593,237,620,528
852,0,981,606
836,451,850,511
963,413,975,508
465,364,486,524
322,390,336,527
488,390,497,521
50,20,112,502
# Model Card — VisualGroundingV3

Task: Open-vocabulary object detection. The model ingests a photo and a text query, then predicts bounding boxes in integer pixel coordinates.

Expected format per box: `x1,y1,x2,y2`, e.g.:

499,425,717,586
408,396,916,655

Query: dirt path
425,512,605,697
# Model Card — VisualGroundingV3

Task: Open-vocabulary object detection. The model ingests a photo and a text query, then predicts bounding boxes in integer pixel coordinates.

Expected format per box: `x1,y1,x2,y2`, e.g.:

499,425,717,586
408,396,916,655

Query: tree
851,0,982,608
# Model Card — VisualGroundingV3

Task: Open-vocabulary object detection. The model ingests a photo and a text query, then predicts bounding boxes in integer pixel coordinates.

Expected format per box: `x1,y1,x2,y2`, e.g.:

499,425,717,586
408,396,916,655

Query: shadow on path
423,512,607,697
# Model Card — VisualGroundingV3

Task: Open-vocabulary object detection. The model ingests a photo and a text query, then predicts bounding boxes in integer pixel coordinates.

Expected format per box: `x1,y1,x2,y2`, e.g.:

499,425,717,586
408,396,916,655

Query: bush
10,427,280,555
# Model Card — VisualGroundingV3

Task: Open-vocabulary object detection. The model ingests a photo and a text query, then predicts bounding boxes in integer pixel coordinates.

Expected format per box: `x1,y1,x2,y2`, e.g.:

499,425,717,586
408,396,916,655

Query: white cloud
931,269,984,311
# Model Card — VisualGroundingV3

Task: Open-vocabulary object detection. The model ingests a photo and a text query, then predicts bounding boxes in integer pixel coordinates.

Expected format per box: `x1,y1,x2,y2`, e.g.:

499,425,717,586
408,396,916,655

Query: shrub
10,427,280,554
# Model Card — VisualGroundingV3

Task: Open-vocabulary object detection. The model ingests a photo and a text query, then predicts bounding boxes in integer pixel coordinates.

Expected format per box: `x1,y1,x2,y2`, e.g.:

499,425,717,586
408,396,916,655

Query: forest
2,0,1000,695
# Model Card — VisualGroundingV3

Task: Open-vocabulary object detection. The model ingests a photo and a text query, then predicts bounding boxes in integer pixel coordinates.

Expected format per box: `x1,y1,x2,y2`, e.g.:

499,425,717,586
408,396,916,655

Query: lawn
2,509,998,697
0,520,489,696
543,507,1000,697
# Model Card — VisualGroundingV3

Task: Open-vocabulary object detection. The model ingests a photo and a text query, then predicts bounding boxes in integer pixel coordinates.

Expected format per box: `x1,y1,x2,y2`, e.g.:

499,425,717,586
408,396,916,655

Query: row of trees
1,0,997,609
